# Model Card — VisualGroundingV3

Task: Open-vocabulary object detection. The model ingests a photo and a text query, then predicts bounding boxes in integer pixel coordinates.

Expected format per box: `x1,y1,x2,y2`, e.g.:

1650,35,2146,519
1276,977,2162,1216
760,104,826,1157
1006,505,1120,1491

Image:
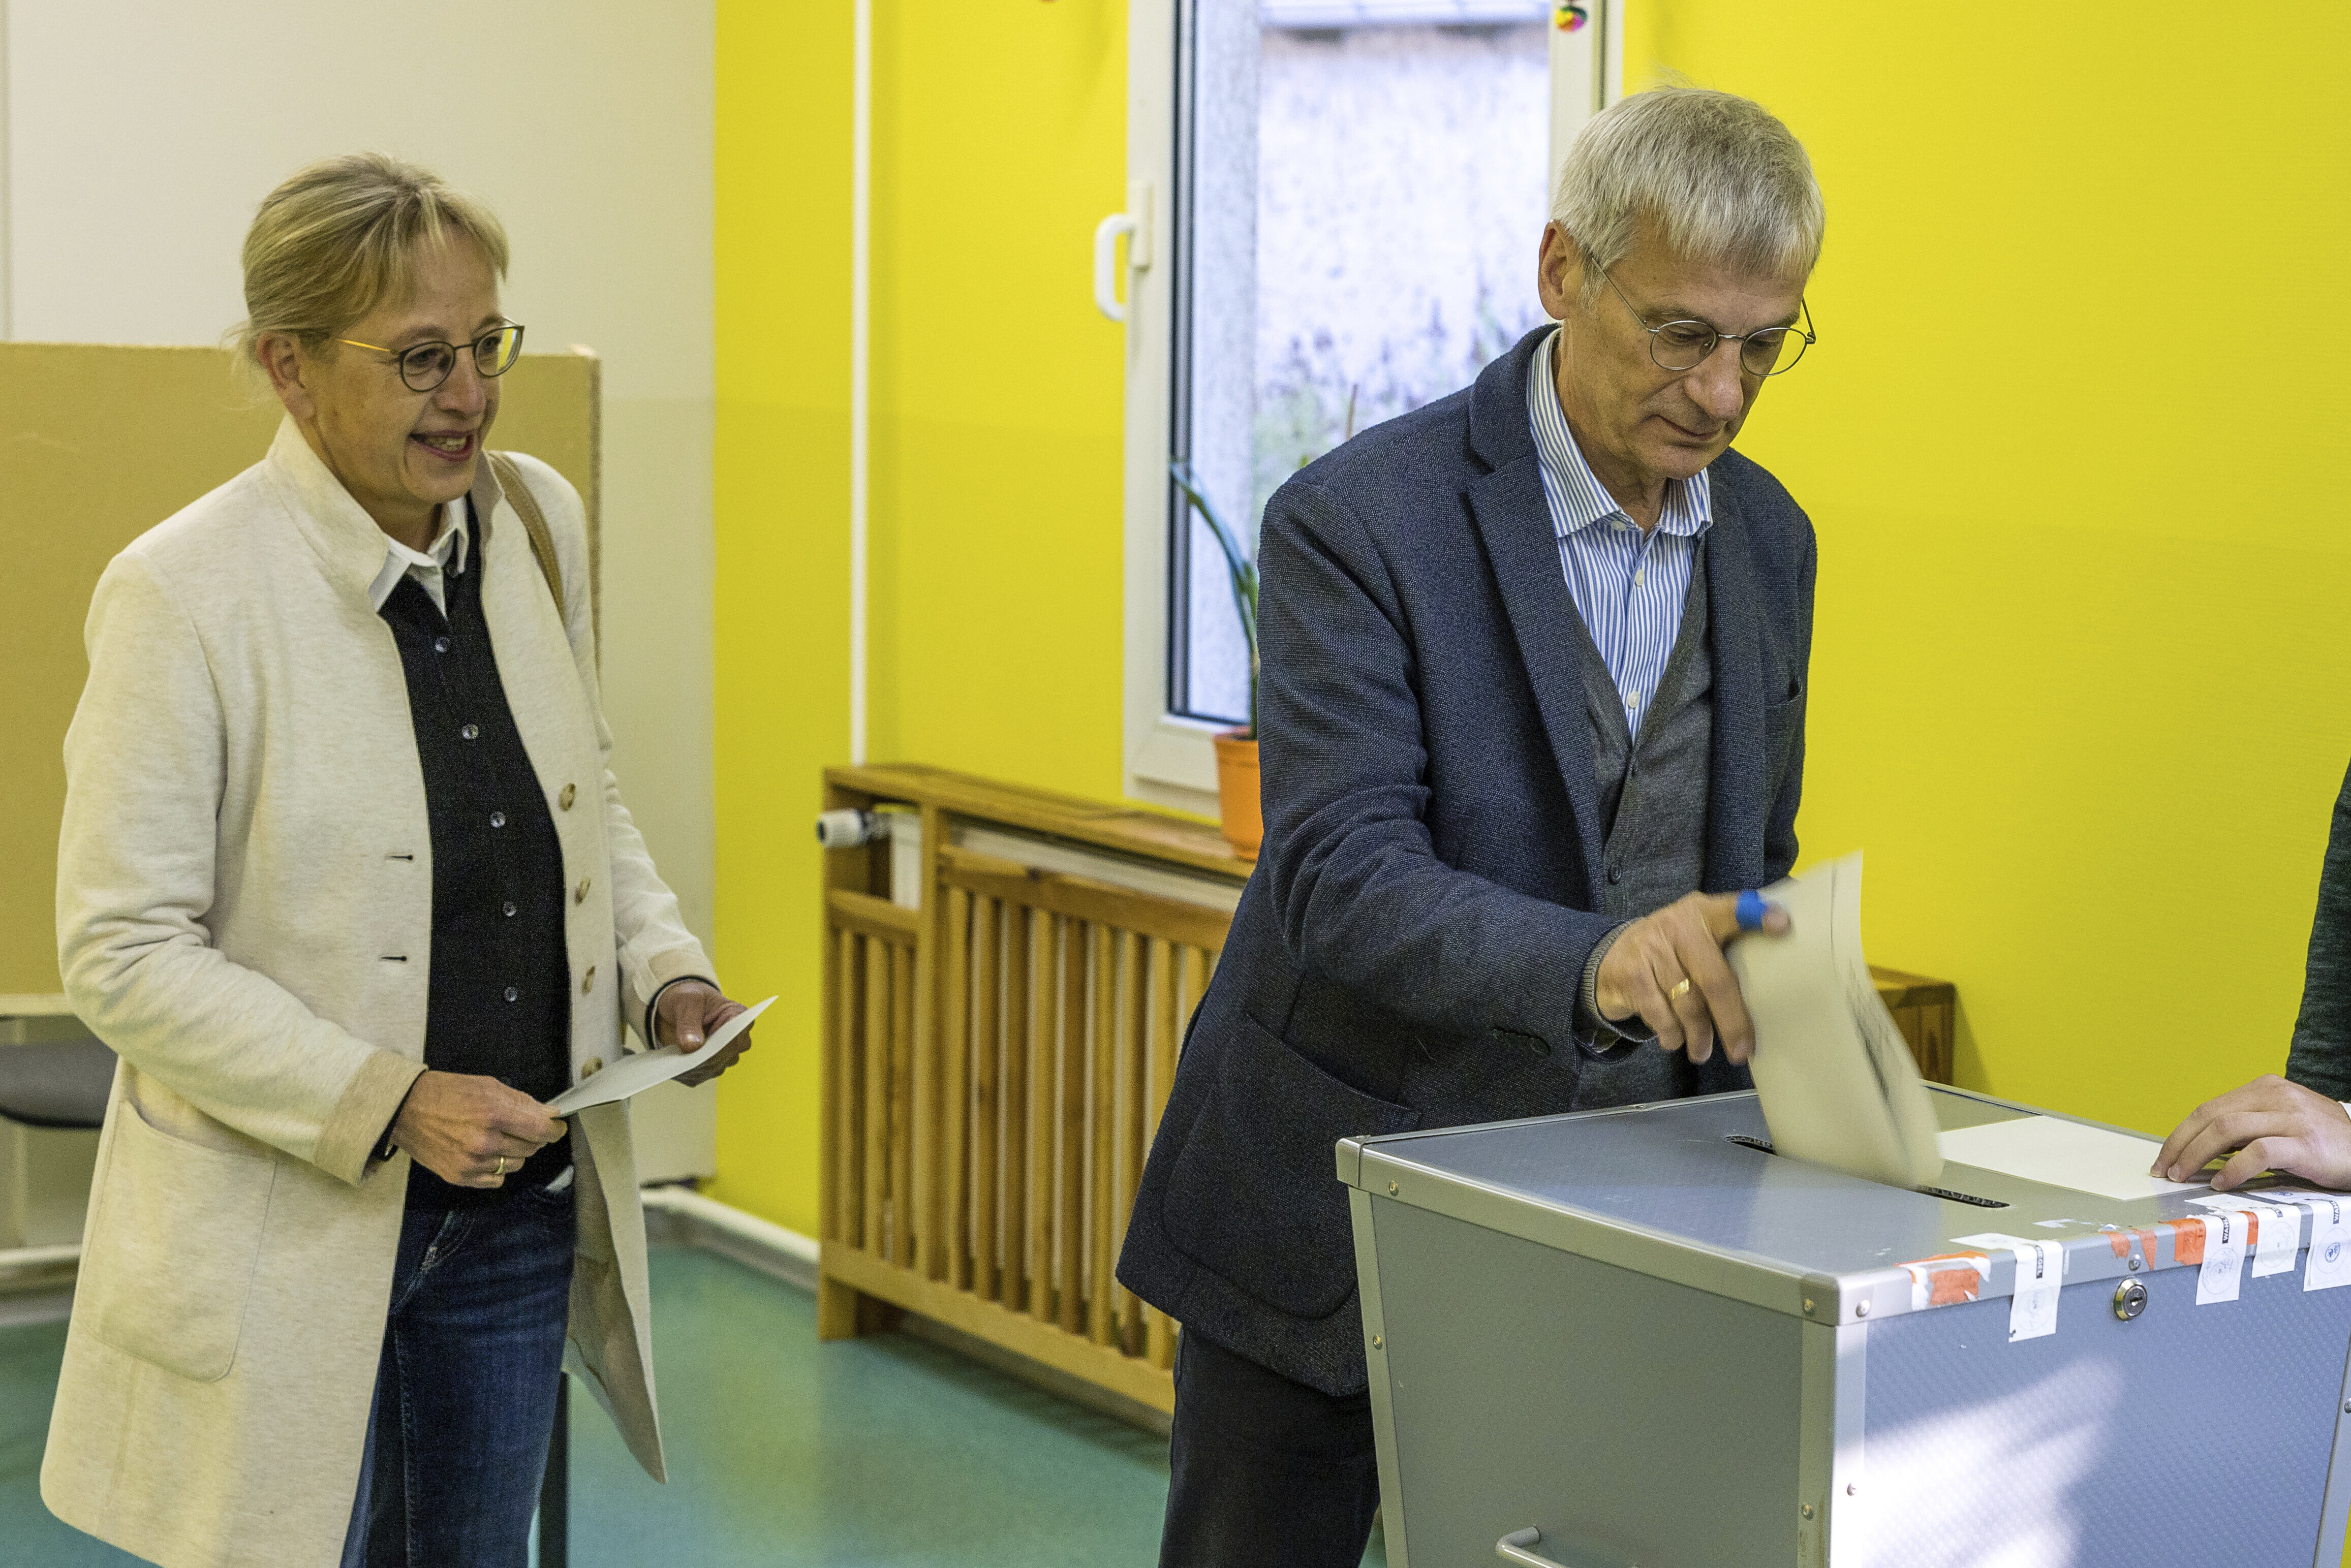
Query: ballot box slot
1724,1133,2010,1208
1911,1184,2009,1208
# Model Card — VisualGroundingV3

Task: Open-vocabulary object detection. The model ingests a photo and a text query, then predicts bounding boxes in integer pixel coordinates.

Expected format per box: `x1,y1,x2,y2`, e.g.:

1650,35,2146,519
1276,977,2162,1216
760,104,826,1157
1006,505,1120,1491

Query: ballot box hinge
1348,1188,1415,1567
2308,1295,2351,1567
1797,1318,1868,1568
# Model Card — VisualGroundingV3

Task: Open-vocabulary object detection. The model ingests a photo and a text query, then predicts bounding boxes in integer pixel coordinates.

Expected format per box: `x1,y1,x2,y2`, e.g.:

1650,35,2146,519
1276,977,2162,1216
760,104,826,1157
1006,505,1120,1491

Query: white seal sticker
2251,1201,2302,1278
2009,1239,2062,1340
2307,1198,2351,1292
2195,1212,2247,1304
1952,1233,2063,1341
2188,1194,2304,1278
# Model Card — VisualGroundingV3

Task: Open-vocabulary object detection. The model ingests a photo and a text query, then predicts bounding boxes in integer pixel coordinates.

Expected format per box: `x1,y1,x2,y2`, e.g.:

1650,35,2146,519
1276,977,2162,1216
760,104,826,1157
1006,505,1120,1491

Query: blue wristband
1736,889,1769,932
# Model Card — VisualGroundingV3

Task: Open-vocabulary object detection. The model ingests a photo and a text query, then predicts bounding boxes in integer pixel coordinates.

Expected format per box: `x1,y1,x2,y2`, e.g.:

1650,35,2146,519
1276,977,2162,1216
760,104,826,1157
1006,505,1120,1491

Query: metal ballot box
1341,1087,2351,1568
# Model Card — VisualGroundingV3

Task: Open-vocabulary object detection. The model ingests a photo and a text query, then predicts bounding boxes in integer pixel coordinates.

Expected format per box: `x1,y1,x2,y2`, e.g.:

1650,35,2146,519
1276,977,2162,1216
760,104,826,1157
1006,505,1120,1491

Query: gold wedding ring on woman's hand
1667,979,1693,1001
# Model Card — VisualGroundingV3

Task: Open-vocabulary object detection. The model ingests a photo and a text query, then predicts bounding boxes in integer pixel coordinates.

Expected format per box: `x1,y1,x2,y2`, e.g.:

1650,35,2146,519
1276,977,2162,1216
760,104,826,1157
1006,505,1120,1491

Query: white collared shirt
365,500,472,615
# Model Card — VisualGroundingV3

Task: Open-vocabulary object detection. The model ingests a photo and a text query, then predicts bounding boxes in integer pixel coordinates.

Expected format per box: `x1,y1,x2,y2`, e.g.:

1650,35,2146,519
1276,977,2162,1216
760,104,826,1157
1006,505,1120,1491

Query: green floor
3,1246,1387,1566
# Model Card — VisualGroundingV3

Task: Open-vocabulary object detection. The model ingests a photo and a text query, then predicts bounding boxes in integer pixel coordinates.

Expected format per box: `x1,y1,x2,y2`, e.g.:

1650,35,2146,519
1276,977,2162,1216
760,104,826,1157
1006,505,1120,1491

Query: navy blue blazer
1115,328,1818,1395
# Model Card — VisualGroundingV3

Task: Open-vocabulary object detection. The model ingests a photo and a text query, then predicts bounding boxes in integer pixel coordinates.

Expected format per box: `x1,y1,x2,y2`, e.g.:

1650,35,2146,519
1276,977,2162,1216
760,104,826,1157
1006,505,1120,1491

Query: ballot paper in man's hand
547,995,776,1117
1726,853,1943,1189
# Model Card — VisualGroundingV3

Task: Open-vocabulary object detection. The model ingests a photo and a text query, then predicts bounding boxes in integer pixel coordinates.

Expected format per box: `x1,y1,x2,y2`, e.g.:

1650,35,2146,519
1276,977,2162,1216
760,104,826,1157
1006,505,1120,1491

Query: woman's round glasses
1597,265,1813,377
337,324,527,393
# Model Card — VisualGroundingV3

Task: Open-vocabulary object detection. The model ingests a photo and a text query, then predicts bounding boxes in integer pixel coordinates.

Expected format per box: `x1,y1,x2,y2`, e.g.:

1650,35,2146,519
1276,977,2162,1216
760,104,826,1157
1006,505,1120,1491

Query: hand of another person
391,1070,568,1188
2152,1074,2351,1192
1594,890,1791,1065
659,980,757,1087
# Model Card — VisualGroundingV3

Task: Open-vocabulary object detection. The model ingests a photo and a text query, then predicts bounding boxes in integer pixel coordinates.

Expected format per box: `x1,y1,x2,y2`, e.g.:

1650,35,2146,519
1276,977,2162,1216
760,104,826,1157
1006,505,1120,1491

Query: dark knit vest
379,515,572,1206
1570,539,1715,1111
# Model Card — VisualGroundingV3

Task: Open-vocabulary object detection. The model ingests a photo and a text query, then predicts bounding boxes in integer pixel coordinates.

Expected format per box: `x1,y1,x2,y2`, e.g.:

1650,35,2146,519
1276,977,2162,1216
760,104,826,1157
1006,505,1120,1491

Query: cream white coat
44,419,709,1567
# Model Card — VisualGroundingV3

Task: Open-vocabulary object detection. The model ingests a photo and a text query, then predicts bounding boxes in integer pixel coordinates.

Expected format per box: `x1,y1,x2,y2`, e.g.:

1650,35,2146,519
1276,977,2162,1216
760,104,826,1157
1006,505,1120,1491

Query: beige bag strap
486,451,564,613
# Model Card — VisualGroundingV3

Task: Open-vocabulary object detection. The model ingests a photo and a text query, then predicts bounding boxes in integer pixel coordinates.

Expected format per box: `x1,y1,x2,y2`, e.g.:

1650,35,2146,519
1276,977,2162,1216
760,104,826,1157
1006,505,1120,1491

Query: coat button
504,986,519,1002
580,1057,603,1080
575,876,591,905
582,966,596,994
560,783,577,811
489,811,506,829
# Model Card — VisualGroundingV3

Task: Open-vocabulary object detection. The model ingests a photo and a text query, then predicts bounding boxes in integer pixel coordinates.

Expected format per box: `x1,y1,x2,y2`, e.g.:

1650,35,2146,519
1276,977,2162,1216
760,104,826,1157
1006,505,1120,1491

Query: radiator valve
815,808,879,850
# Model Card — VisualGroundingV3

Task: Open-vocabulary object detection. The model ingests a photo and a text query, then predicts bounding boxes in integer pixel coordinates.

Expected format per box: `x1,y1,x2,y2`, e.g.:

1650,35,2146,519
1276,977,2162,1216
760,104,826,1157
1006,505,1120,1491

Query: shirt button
433,636,451,654
489,811,506,829
582,966,597,995
1626,693,1641,709
504,986,519,1002
559,783,577,811
575,876,591,905
460,724,479,741
1634,570,1646,586
503,901,517,918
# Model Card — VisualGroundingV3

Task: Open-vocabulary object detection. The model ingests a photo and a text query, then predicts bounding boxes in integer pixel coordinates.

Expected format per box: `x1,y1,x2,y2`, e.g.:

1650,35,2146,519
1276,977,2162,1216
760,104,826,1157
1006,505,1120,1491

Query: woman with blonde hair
43,152,752,1567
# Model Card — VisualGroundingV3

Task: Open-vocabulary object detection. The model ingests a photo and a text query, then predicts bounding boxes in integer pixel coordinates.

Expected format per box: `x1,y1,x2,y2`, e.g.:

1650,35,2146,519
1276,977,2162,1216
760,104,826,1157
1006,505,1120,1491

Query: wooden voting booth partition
0,342,602,999
818,762,1961,1417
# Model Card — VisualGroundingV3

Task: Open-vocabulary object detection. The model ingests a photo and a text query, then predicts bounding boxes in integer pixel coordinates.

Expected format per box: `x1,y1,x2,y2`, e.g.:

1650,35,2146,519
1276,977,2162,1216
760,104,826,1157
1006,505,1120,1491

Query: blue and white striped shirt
1525,328,1712,740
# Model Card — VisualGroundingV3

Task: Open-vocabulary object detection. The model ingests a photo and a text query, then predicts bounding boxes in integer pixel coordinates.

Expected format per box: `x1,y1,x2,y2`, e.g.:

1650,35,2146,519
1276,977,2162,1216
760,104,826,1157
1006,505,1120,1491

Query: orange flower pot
1213,730,1261,861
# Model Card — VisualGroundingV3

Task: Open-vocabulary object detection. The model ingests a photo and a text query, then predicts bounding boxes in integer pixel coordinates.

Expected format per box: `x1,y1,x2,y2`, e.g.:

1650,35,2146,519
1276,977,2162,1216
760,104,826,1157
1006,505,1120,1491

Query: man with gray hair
1117,87,1824,1566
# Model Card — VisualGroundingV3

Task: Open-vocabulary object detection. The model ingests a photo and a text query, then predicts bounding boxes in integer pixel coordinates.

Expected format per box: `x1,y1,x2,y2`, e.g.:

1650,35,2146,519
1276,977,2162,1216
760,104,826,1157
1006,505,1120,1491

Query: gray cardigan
2287,760,2351,1097
1115,329,1818,1395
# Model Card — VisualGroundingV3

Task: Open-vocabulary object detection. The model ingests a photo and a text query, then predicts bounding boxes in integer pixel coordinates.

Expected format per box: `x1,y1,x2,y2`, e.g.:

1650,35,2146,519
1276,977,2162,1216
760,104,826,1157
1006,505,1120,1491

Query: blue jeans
341,1177,577,1568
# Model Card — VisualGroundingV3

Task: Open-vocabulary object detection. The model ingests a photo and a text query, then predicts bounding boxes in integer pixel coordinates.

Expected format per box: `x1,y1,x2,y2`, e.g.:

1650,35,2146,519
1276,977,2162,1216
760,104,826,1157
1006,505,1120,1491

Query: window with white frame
1120,0,1620,809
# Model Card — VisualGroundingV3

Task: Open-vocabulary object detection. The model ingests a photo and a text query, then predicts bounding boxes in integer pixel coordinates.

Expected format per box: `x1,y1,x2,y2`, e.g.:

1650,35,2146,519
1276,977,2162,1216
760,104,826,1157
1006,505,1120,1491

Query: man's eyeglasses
337,324,527,393
1595,266,1813,378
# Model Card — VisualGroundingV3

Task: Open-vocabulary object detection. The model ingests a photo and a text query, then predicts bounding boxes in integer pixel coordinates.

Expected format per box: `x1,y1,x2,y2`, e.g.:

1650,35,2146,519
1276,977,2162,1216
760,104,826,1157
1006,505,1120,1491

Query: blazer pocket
1161,1012,1418,1321
83,1097,276,1383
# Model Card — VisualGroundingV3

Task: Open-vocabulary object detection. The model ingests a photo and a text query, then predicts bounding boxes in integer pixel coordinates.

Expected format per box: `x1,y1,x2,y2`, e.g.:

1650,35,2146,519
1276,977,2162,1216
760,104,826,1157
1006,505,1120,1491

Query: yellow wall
713,0,2351,1232
711,3,850,1235
712,3,1126,1234
1622,2,2351,1139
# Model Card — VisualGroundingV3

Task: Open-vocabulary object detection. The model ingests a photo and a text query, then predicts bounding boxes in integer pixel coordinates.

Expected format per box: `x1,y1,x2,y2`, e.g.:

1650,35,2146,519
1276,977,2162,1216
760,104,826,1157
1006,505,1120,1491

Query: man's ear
1536,222,1584,321
255,332,318,421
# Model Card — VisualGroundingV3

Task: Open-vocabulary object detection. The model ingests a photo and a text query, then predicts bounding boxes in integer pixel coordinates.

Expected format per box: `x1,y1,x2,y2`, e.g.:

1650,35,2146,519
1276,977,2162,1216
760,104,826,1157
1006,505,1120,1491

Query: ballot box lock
2113,1280,2148,1321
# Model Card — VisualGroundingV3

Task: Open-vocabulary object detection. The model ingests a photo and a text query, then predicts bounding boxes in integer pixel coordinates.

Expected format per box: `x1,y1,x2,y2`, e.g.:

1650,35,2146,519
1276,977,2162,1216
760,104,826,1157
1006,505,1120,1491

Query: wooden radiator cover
816,763,1958,1415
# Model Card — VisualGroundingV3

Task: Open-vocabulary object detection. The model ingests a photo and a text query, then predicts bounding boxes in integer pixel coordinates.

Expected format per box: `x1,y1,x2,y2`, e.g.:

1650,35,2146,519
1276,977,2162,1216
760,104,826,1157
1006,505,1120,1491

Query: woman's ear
254,332,318,421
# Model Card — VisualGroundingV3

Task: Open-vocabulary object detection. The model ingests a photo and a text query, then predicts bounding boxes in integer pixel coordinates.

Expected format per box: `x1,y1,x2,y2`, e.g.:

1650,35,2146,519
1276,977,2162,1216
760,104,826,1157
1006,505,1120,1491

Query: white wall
2,0,719,1175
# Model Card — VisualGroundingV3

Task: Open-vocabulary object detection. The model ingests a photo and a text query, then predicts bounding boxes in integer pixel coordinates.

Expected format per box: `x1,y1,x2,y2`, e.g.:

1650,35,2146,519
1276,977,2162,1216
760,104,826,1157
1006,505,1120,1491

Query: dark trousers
341,1180,577,1568
1159,1331,1381,1568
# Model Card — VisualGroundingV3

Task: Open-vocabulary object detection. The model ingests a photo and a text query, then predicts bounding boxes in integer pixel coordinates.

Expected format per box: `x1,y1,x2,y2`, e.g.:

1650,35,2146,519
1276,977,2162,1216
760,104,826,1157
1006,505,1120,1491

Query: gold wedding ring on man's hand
1667,979,1693,1001
493,1155,509,1177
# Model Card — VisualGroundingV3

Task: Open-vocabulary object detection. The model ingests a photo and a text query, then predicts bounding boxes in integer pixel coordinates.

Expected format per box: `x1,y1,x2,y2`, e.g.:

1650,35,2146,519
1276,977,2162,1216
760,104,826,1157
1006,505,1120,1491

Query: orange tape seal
1901,1251,1992,1311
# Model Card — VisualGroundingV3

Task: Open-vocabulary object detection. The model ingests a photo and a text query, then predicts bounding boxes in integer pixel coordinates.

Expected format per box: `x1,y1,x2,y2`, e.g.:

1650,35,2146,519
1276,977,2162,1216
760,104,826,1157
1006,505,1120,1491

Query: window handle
1092,180,1153,323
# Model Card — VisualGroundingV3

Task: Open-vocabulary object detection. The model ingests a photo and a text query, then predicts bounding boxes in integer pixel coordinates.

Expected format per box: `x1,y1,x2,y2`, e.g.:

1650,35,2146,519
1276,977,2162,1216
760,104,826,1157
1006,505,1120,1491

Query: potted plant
1170,462,1261,860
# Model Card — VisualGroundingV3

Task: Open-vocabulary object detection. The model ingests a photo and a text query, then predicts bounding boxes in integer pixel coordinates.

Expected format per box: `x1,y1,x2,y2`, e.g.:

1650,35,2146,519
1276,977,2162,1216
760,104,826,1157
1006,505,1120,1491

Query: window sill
1125,711,1227,819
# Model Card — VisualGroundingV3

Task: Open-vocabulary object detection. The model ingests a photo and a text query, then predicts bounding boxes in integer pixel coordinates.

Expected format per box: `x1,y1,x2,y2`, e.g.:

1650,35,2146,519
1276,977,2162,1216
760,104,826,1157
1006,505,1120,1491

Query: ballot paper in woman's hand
1726,854,1943,1189
547,995,776,1116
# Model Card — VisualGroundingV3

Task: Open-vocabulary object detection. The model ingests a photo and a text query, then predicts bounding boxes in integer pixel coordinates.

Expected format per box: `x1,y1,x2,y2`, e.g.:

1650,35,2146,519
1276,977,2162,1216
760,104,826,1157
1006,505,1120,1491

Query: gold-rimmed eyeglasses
1595,265,1813,378
337,323,526,393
